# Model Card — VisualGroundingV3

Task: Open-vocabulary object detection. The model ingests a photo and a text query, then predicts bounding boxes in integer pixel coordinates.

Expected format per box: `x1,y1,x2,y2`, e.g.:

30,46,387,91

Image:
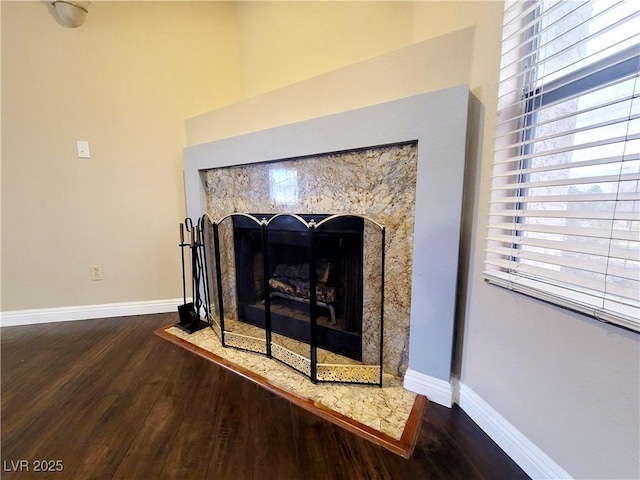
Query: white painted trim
402,375,573,478
459,383,573,480
403,368,453,408
0,298,185,327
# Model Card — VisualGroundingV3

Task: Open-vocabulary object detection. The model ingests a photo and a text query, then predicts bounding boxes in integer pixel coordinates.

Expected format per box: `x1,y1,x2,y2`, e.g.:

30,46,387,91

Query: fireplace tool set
176,217,211,333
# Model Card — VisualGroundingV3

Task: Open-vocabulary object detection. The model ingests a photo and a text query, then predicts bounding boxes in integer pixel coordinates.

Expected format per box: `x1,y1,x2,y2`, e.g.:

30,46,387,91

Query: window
485,0,640,331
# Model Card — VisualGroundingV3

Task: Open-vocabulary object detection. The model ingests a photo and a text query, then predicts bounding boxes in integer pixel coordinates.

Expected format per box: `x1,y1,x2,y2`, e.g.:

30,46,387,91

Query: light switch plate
77,141,90,158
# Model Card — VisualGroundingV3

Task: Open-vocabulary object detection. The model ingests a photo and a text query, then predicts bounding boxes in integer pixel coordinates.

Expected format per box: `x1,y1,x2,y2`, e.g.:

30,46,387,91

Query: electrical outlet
90,265,103,281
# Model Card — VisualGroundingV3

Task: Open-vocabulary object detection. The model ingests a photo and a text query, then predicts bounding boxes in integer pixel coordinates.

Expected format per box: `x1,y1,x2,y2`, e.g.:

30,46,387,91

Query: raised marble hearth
156,323,426,457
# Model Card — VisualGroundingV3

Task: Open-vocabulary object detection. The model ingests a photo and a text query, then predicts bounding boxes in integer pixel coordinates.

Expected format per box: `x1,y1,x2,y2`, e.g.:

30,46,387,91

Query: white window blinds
485,0,640,331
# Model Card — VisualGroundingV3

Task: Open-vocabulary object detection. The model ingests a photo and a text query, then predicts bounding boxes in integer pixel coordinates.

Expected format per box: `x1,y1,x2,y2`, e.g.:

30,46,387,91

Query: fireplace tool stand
176,217,211,334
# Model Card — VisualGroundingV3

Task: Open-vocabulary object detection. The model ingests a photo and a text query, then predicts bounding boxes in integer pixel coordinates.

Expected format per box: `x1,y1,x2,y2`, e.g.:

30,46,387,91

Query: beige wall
234,1,414,98
185,26,474,146
1,1,242,310
2,1,638,478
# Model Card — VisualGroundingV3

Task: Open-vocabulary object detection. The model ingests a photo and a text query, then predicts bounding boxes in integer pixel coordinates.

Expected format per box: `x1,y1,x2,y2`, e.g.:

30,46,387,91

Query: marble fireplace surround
204,144,414,380
183,86,469,402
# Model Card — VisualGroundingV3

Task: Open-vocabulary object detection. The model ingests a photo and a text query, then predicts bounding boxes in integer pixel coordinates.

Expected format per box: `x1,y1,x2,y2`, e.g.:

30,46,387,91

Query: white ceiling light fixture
51,1,90,28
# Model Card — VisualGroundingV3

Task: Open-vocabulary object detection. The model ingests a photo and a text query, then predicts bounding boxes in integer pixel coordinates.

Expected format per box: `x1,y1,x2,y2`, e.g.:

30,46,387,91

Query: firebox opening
232,214,364,361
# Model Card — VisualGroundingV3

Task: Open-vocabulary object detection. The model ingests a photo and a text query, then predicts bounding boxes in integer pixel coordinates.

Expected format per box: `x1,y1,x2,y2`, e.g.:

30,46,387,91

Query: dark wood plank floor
1,313,529,480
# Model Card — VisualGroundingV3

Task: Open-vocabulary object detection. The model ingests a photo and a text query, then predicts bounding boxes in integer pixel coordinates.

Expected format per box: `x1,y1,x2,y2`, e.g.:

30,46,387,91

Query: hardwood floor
1,313,529,480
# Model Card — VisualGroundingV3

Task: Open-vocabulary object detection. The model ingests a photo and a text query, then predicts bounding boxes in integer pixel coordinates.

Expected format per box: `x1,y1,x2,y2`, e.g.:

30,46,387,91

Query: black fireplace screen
185,212,385,385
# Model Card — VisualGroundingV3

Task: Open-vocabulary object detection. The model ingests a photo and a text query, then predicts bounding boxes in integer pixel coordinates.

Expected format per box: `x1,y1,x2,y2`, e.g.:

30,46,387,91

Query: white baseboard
403,368,453,407
0,298,185,327
402,372,572,478
459,383,572,480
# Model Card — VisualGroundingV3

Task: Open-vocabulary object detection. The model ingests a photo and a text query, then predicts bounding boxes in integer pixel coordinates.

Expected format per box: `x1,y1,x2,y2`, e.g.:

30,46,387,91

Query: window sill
483,270,639,333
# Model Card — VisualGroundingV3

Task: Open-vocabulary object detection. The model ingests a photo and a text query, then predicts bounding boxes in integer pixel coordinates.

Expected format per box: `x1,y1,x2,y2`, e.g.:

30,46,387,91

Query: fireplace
183,88,470,402
233,213,365,360
199,212,385,385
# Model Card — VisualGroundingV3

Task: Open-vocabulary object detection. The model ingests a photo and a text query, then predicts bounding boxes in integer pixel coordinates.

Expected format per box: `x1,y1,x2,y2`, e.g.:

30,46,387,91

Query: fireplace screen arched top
178,212,386,385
